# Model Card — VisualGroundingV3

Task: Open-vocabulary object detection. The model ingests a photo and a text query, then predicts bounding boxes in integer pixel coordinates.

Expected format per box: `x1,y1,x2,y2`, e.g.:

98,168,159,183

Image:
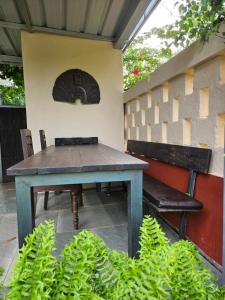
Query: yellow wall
21,31,124,152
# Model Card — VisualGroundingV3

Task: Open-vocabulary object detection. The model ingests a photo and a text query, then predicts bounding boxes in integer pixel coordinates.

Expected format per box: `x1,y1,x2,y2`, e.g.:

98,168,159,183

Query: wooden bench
127,140,212,239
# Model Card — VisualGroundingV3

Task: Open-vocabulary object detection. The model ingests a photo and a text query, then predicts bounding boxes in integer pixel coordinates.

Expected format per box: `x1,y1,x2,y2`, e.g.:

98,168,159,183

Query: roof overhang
0,0,160,65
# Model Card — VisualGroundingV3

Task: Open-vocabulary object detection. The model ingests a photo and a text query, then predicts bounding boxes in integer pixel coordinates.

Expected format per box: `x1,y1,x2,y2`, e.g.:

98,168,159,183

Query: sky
137,0,179,48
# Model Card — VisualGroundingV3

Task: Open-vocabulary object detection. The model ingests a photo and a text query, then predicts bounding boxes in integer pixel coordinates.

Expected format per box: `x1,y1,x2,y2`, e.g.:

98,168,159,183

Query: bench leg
179,212,188,239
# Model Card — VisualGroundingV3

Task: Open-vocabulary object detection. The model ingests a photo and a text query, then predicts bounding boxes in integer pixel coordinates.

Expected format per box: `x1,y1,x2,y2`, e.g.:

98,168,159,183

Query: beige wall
21,31,124,152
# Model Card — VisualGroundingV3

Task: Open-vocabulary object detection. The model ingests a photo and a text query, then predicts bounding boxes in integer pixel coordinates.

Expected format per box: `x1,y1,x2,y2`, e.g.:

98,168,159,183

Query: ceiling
0,0,159,64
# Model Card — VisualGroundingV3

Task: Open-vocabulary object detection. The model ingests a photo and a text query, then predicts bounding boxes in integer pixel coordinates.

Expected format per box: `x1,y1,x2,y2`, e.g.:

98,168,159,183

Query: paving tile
55,232,77,257
36,192,71,213
57,202,127,234
54,225,128,258
35,210,59,230
0,239,17,282
36,189,126,212
0,212,18,283
91,224,128,252
3,248,18,286
0,185,16,214
83,190,126,206
0,214,17,240
1,198,17,214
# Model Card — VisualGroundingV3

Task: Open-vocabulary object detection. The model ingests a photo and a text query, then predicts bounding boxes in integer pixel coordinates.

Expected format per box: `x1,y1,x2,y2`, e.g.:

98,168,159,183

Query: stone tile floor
0,182,221,286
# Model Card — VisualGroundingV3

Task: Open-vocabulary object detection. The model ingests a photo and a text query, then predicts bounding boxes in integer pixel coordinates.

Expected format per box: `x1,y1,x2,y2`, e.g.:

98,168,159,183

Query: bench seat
143,174,203,211
127,140,212,239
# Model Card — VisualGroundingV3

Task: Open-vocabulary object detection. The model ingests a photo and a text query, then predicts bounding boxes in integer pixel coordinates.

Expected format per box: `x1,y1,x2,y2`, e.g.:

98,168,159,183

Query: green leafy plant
0,267,4,300
52,230,109,299
123,33,172,90
8,220,57,299
151,0,225,49
5,217,225,299
0,64,25,106
123,0,225,90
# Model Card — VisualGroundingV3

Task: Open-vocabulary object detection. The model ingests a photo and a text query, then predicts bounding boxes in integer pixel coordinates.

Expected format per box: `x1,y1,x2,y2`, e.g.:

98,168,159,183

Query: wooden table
7,143,148,257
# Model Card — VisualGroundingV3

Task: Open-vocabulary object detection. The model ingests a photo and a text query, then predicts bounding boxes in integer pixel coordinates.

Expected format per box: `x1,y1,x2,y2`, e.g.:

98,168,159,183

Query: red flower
133,69,139,75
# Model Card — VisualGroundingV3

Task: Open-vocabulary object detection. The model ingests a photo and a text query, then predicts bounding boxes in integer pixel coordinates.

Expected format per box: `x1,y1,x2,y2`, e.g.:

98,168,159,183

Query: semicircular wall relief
52,69,100,104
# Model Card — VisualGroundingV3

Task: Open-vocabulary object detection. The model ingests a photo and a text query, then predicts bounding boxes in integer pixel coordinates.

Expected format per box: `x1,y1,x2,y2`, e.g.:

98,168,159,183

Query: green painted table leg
15,177,34,248
128,171,143,258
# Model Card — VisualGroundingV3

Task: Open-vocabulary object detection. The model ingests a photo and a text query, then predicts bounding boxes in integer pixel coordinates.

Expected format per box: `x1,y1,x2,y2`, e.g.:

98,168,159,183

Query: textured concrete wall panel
124,54,225,177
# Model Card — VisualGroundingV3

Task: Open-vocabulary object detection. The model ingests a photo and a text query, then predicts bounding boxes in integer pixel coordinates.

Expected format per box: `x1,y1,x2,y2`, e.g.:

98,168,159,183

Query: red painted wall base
141,157,223,265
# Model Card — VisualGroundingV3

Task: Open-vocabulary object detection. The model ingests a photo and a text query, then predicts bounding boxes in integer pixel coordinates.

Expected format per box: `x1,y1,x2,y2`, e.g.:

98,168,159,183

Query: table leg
15,177,34,248
128,171,143,258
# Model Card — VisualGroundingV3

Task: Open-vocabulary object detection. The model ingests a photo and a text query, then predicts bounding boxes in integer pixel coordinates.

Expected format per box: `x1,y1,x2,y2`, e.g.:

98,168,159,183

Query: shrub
0,267,4,300
7,220,57,299
5,217,225,299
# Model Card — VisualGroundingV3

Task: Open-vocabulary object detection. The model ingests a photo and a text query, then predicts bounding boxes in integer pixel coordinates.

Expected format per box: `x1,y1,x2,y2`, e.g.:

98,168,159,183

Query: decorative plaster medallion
52,69,100,104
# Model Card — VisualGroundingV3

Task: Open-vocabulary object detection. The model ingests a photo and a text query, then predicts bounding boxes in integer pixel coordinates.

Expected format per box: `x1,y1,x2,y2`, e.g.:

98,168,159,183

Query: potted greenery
1,217,224,299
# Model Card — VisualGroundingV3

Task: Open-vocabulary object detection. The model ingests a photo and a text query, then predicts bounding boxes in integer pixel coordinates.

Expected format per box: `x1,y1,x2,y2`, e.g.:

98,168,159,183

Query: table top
7,143,148,176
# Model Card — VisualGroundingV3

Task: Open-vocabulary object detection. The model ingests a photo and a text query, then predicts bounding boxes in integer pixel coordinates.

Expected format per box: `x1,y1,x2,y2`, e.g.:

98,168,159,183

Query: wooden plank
127,140,211,174
55,137,98,146
7,143,148,176
143,175,202,210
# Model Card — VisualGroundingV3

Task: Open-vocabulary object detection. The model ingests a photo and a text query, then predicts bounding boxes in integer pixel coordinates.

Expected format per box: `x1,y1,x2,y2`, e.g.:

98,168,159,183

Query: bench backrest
127,140,212,174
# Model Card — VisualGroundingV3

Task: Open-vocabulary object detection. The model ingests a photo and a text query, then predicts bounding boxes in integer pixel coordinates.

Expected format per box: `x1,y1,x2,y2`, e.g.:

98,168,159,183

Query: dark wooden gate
0,106,26,182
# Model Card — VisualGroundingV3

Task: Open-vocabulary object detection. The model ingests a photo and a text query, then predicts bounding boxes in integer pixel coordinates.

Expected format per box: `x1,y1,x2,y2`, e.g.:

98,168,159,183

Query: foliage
123,0,225,90
0,64,25,106
0,267,4,300
113,217,224,299
5,216,225,299
123,33,172,90
0,85,25,106
8,220,57,299
0,65,24,86
0,267,3,287
151,0,225,48
139,214,169,258
53,230,109,299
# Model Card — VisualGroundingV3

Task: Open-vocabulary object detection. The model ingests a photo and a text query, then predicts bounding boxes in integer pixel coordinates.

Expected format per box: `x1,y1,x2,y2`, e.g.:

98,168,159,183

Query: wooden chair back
20,129,34,159
39,129,47,150
55,137,98,146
